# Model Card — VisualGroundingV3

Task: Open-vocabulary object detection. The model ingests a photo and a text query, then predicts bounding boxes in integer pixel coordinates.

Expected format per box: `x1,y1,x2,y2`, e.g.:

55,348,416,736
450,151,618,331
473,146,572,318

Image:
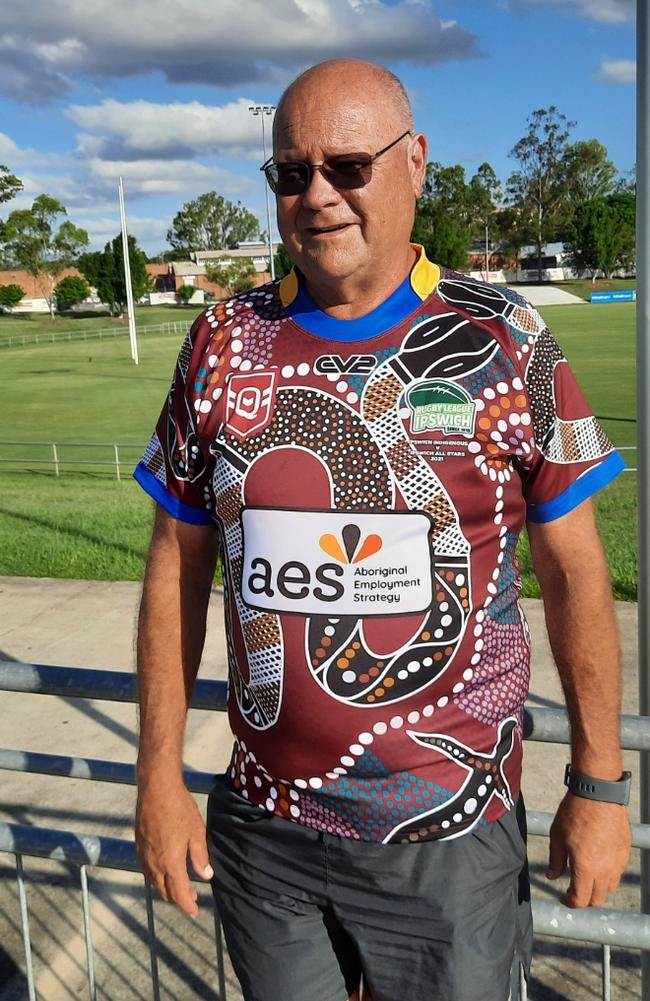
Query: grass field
0,303,204,337
529,277,636,303
0,301,637,598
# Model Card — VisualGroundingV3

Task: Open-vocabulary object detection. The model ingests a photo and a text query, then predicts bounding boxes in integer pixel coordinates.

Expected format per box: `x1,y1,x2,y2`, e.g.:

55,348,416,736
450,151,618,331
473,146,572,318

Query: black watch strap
564,764,631,805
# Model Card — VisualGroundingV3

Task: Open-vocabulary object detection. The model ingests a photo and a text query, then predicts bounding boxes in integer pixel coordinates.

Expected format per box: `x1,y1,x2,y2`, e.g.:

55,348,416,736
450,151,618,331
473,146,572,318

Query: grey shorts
207,774,532,1001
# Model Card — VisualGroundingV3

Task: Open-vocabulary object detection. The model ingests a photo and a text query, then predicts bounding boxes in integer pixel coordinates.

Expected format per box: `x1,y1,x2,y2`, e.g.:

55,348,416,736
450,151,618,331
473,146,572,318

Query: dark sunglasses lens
323,155,372,189
267,163,310,195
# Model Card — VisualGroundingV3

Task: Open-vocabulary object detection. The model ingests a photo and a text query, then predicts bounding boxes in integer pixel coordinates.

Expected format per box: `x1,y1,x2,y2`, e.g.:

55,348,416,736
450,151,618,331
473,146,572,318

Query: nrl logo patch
405,379,476,436
225,370,277,441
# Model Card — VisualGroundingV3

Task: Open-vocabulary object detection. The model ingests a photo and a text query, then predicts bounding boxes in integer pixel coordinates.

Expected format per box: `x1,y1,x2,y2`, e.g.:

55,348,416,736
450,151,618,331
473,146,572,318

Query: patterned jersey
135,246,623,844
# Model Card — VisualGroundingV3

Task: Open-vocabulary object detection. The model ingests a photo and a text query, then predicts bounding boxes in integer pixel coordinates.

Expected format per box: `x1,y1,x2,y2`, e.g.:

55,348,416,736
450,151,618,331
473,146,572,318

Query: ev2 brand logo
314,354,377,376
241,508,433,616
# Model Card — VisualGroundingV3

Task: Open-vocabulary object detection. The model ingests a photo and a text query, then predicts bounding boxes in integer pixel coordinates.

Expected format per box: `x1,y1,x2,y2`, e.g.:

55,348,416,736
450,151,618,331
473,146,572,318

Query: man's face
272,91,425,290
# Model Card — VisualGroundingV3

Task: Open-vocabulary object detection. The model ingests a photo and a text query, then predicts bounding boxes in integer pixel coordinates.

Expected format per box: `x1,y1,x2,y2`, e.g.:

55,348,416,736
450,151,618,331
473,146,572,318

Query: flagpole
118,176,139,365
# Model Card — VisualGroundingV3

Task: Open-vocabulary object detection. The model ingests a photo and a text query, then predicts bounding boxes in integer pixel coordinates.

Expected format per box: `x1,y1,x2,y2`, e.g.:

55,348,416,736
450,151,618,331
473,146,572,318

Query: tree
614,168,636,194
563,139,617,205
206,259,256,296
177,283,197,304
79,234,149,315
167,192,260,252
564,193,636,280
412,162,473,270
0,283,24,309
76,251,103,289
274,243,293,278
55,275,90,310
468,163,502,278
507,106,576,282
0,165,22,205
493,206,530,276
3,195,89,317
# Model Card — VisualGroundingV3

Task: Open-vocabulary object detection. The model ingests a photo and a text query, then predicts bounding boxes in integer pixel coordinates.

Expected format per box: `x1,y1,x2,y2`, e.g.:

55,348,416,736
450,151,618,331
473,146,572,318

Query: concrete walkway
0,577,642,1000
515,285,587,307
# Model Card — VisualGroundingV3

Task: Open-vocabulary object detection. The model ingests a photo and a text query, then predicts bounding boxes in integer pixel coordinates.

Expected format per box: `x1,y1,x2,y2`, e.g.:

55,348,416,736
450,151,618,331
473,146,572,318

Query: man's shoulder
434,266,547,346
186,278,288,345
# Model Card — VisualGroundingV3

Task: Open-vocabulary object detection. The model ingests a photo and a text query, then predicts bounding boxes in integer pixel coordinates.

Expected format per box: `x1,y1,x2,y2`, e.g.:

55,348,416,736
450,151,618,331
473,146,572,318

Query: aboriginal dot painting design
485,530,522,626
526,327,614,464
228,733,508,843
210,282,520,729
137,265,622,844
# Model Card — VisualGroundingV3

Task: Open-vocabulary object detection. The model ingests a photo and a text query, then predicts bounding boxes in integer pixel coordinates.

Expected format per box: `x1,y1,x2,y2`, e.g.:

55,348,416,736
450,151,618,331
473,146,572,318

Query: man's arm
527,497,631,908
135,503,220,916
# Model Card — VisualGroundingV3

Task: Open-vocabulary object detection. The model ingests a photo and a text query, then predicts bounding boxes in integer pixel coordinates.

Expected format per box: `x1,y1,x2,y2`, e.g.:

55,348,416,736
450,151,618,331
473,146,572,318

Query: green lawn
0,303,204,337
0,301,637,598
548,277,636,302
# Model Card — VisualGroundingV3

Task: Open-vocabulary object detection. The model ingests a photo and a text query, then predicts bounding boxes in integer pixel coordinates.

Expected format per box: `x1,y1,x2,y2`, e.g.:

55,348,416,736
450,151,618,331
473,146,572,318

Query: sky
0,0,636,257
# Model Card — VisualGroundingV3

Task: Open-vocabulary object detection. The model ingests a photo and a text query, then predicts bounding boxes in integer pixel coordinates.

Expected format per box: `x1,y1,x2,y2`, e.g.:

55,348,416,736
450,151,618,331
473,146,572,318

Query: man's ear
410,132,428,197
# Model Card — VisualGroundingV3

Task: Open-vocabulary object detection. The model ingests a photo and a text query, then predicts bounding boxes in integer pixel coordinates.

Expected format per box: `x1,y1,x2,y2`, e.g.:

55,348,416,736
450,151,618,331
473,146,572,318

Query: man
134,59,631,1001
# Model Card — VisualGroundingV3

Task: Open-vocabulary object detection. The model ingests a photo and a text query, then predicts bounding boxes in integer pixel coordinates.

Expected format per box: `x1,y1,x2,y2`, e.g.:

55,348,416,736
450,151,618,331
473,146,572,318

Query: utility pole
249,104,276,280
118,176,139,365
637,1,650,996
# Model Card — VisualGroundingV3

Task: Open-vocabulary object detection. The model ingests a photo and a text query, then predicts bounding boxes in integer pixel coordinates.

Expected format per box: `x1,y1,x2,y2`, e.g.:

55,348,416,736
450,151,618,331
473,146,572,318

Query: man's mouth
308,223,352,235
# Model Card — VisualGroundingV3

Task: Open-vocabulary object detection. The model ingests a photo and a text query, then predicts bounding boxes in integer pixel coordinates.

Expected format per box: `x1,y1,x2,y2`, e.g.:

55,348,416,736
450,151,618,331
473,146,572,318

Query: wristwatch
564,764,632,806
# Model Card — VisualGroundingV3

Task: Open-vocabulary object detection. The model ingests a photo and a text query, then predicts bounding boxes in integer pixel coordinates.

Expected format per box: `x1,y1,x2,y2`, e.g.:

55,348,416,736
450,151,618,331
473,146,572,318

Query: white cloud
513,0,634,22
0,0,478,101
67,98,262,157
86,157,258,198
599,59,636,82
0,132,67,168
73,214,171,250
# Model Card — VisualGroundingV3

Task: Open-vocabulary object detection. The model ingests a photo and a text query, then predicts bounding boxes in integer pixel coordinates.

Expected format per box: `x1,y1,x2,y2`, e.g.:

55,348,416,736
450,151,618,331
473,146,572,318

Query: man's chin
297,244,368,286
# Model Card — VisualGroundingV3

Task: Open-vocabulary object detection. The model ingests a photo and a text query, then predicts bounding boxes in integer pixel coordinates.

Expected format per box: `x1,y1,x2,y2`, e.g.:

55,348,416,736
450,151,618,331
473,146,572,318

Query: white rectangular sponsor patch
241,508,433,616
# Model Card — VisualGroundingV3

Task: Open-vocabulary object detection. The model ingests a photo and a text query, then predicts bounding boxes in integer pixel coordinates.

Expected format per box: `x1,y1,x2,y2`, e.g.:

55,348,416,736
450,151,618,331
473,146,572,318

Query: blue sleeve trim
526,451,626,524
133,462,215,526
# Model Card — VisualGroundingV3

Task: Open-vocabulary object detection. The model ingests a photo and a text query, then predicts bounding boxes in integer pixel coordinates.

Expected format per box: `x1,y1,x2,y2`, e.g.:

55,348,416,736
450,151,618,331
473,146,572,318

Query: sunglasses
261,130,412,196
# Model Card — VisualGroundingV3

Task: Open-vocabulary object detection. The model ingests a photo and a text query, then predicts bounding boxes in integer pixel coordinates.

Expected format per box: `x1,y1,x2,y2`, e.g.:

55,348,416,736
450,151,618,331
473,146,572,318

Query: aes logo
314,354,377,376
241,509,433,616
247,522,383,604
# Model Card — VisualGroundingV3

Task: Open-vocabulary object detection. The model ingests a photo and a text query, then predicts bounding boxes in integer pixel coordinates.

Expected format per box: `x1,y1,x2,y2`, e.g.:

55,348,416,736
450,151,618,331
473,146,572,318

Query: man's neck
303,245,417,320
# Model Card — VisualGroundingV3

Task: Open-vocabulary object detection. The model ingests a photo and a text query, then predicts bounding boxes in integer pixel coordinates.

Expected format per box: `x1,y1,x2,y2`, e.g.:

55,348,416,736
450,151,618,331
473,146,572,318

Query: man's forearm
136,507,219,785
528,502,622,779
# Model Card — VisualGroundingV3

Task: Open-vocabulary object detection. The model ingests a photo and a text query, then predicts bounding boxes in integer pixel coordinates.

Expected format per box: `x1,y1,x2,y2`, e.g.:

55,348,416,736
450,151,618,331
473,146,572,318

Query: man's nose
299,165,342,209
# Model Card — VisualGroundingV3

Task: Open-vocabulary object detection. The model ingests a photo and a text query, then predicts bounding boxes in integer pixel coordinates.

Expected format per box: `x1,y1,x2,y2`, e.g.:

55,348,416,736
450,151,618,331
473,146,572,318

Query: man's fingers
188,837,214,881
546,830,567,880
561,868,594,909
589,879,613,908
164,870,199,917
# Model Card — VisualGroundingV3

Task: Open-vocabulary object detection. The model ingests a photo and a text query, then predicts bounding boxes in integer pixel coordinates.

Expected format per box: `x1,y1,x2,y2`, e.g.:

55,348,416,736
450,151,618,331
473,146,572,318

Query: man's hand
136,780,214,917
547,793,631,908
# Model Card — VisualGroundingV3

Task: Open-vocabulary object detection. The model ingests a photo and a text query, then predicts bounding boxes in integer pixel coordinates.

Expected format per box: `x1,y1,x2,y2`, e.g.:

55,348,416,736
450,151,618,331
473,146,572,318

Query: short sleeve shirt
135,248,623,843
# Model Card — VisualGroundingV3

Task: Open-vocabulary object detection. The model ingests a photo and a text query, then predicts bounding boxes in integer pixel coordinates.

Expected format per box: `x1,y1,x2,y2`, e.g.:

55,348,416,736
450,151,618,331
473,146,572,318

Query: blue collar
286,272,422,342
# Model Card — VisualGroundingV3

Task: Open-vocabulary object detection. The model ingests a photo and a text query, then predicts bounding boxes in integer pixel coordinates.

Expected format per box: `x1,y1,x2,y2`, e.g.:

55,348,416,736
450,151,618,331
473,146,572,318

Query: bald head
270,58,427,306
274,59,413,145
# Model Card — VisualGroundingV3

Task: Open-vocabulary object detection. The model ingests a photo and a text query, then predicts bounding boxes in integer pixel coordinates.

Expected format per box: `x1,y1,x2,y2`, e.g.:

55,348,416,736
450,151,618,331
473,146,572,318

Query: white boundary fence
0,441,147,480
0,320,190,350
0,442,639,479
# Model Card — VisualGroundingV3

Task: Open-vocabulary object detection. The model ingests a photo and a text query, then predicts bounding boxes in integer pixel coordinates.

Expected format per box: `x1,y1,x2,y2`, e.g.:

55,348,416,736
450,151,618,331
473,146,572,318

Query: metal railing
619,445,638,472
0,442,639,481
0,320,190,350
1,659,648,1001
0,440,146,480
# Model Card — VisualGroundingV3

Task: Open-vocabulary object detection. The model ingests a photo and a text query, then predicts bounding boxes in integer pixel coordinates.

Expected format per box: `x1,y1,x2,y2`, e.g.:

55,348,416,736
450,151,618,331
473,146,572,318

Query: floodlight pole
118,176,139,365
637,2,650,998
249,104,276,280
